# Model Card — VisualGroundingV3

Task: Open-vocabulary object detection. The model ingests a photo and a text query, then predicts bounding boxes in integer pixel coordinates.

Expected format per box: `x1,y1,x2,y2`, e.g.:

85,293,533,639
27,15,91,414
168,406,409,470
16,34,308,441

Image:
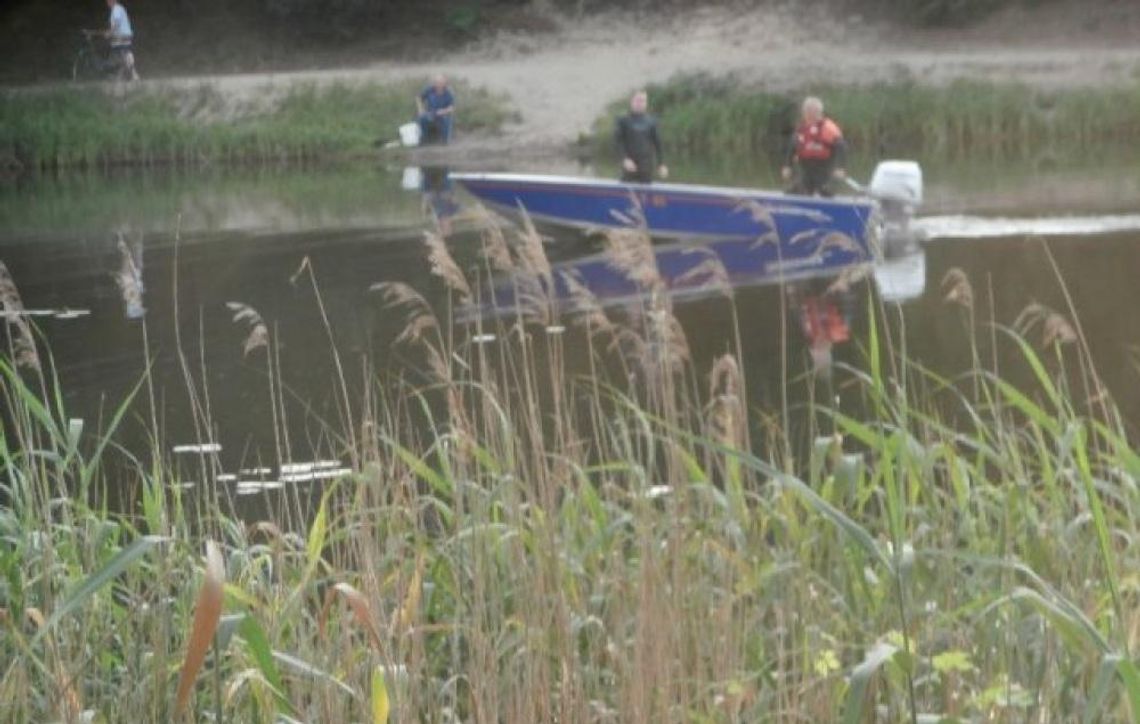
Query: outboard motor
869,160,925,256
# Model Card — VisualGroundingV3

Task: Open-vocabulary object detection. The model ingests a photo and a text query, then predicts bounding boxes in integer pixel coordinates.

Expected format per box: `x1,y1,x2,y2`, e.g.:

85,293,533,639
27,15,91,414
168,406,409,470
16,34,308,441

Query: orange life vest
801,297,850,345
795,118,843,162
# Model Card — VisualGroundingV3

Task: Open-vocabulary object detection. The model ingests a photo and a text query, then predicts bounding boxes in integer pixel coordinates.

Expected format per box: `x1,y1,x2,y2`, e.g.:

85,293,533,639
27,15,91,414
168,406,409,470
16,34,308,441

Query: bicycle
72,30,135,82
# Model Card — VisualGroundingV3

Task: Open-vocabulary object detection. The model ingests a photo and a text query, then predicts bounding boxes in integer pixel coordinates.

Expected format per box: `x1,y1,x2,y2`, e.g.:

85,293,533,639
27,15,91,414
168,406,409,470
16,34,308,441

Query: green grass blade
843,641,898,724
35,534,166,642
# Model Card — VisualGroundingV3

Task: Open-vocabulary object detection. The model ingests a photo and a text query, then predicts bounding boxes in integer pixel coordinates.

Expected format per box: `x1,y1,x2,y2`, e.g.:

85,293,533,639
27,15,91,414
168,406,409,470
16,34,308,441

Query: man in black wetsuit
781,96,848,197
615,90,668,183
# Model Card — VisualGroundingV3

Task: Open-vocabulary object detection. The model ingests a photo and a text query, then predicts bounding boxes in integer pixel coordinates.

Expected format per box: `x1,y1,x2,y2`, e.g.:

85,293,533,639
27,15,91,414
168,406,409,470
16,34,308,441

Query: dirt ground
20,1,1140,155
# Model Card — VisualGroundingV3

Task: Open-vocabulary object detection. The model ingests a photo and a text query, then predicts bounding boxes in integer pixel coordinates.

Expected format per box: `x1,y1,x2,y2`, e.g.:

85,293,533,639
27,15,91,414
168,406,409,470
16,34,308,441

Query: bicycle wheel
72,47,92,81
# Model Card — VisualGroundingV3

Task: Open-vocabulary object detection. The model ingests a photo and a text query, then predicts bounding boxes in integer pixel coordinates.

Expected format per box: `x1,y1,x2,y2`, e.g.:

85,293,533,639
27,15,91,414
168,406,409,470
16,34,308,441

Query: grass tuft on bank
594,74,1140,162
0,78,514,170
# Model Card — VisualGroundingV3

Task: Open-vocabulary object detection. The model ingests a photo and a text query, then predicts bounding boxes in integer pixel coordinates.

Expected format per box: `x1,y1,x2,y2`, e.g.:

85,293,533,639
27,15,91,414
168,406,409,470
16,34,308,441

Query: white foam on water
918,214,1140,241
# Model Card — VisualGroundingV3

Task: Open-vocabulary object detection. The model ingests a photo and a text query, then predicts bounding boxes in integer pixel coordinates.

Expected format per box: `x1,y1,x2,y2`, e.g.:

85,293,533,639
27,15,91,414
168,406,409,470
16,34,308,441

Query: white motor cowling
869,160,923,207
869,160,924,256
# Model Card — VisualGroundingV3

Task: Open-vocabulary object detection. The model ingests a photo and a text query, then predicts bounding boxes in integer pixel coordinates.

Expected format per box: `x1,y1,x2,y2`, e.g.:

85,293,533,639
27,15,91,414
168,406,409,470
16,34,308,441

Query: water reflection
420,167,461,235
113,229,145,319
788,279,856,376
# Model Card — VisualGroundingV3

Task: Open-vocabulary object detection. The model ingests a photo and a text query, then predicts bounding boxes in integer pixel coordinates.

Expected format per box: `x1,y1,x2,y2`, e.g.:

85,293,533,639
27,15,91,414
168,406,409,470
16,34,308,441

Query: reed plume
423,231,471,303
0,261,41,372
940,268,974,310
225,301,269,357
1015,302,1077,347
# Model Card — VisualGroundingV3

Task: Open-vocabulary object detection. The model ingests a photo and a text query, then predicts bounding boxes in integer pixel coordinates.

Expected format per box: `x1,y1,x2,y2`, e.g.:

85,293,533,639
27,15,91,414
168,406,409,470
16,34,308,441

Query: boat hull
452,172,878,252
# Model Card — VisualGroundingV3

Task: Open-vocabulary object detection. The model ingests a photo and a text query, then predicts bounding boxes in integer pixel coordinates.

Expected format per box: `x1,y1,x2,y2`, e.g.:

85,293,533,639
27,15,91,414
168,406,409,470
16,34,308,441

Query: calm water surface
3,157,1139,512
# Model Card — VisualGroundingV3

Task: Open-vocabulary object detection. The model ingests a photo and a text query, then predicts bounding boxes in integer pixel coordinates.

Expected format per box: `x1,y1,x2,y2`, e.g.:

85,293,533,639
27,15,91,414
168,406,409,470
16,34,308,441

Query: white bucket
401,166,423,190
399,122,421,147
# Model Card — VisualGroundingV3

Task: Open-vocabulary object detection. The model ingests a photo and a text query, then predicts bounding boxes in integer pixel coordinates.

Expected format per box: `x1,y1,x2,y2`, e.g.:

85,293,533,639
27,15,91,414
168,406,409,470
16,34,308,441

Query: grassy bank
3,218,1140,721
595,75,1140,162
0,79,515,171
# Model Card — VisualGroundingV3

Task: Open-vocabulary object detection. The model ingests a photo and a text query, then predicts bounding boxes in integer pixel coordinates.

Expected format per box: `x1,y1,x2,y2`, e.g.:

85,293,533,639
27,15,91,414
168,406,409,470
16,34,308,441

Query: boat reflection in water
462,221,927,375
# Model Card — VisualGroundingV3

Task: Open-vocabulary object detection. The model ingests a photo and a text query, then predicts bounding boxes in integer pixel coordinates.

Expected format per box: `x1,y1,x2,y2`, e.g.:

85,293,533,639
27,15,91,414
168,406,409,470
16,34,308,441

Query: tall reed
2,216,1140,722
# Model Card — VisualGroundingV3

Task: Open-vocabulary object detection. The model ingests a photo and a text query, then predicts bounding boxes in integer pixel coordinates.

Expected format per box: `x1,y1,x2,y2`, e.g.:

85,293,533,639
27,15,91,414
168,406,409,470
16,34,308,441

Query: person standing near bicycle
102,0,139,81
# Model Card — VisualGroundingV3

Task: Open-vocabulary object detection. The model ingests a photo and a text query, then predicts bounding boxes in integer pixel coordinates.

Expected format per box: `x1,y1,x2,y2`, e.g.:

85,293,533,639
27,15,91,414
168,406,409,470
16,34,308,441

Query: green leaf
843,641,898,724
239,614,295,715
932,650,974,674
371,666,390,724
35,535,165,642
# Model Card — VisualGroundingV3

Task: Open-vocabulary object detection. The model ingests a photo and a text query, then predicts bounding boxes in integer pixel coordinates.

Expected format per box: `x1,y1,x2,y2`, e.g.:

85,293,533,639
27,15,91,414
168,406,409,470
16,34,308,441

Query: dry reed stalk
0,261,41,373
603,228,662,292
675,246,733,299
560,270,616,336
225,302,269,357
707,353,745,450
175,541,225,717
114,233,145,313
318,582,383,651
370,281,450,383
827,264,871,295
810,231,865,260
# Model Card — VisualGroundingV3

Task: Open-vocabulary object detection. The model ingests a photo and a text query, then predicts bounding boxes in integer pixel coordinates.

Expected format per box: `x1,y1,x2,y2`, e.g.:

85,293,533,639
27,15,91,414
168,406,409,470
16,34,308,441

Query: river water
2,155,1139,509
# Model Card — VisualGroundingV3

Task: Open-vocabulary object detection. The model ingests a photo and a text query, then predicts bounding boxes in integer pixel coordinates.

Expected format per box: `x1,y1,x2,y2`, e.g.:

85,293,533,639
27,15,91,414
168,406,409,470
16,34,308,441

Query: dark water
3,159,1140,510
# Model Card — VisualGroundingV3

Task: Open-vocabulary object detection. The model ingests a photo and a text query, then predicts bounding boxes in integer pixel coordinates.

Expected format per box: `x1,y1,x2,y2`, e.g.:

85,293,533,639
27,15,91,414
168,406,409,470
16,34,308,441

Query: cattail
225,301,269,356
941,268,974,310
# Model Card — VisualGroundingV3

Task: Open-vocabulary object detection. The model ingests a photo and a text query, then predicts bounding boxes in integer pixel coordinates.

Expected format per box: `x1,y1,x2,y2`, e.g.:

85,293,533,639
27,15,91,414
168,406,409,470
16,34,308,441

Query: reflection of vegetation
4,216,1140,721
0,79,512,170
0,165,425,234
595,75,1140,162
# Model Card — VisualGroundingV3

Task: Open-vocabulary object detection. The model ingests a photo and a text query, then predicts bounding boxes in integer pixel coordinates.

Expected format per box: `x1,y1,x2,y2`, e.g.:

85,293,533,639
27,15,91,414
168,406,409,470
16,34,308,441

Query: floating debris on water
239,467,273,476
236,480,285,495
281,467,353,484
472,333,497,344
217,473,237,483
280,460,342,475
173,443,223,454
545,325,567,334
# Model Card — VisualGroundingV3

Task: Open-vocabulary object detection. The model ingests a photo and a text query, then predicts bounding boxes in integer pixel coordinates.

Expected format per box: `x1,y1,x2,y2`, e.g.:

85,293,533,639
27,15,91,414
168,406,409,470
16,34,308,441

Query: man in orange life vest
781,96,847,197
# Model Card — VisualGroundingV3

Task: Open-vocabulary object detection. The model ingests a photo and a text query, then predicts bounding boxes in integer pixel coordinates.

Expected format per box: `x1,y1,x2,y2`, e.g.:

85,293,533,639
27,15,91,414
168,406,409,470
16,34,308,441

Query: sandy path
110,5,1140,150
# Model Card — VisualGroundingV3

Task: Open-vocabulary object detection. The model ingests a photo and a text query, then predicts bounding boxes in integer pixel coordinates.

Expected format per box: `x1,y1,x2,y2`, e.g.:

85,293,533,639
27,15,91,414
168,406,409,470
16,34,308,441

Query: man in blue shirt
417,75,455,145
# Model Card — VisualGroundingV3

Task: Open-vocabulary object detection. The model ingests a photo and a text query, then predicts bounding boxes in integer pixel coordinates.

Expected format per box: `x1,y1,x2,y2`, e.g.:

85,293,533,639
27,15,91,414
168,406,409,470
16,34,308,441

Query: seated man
417,75,455,145
781,96,846,197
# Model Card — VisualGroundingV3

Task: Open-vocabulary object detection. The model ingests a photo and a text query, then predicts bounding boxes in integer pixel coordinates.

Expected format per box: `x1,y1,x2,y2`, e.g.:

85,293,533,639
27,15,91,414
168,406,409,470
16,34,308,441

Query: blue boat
453,162,924,255
453,165,926,322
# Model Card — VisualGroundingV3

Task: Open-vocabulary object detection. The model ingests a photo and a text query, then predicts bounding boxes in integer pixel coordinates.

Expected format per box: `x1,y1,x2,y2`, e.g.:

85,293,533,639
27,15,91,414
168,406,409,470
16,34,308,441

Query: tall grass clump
3,213,1140,721
0,78,513,171
601,73,1140,163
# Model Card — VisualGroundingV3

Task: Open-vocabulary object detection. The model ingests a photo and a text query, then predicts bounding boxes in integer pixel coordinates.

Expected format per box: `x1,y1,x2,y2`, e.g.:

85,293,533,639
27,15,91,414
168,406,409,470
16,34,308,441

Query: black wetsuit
615,112,663,183
785,120,848,197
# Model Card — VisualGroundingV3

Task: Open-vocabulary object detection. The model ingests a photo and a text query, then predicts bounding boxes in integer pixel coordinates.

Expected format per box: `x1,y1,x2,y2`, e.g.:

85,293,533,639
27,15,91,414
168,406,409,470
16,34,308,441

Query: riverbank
4,2,1140,171
0,79,514,171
